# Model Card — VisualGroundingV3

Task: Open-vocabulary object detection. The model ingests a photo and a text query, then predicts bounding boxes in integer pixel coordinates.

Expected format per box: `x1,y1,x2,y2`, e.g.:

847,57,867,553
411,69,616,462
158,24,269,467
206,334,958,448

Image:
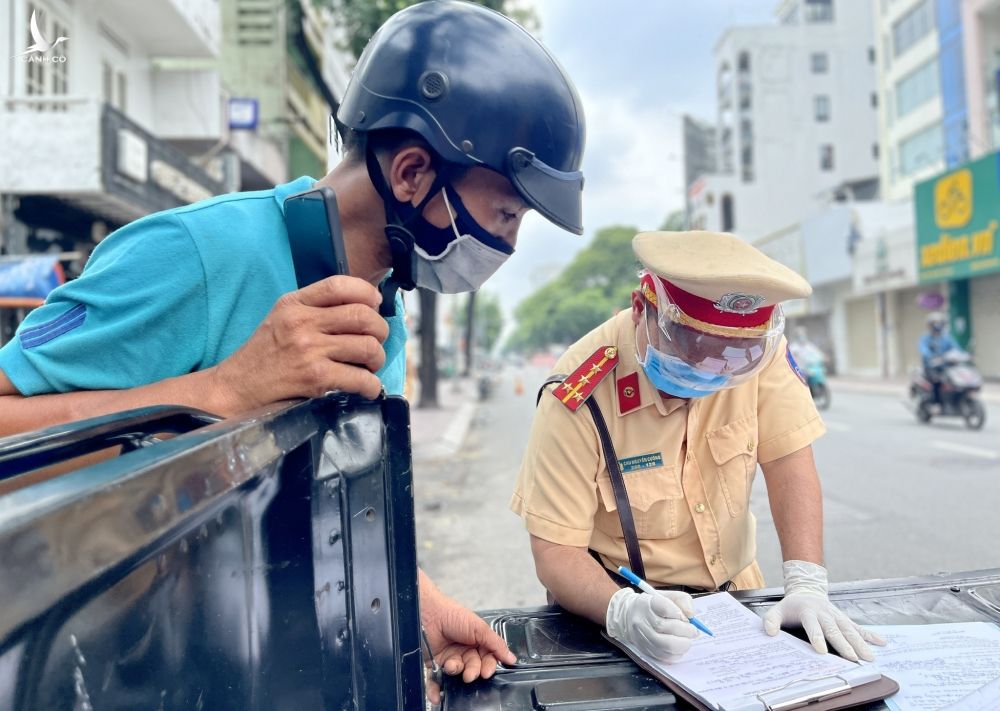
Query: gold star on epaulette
550,345,621,412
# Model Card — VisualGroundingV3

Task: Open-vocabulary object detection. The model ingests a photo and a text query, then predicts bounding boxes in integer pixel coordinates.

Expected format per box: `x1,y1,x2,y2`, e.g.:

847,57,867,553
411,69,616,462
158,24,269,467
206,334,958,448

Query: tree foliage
506,225,641,353
322,0,536,60
452,290,505,354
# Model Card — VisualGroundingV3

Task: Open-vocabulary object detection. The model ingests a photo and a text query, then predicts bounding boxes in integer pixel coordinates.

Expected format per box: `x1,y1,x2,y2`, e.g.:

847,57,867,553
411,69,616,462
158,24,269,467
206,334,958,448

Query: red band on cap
640,274,774,328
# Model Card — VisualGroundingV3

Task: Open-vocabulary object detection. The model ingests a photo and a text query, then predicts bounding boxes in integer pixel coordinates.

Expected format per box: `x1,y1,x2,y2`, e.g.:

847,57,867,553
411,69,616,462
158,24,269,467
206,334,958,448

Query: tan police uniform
510,231,825,591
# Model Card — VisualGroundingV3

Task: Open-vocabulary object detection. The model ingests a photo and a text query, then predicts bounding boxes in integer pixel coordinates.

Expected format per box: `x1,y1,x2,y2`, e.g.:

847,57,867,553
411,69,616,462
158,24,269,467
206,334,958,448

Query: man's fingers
859,626,887,647
800,609,829,655
309,361,383,400
460,647,482,683
319,334,386,373
820,615,858,662
479,653,498,679
651,617,698,639
663,591,695,618
297,275,382,310
313,302,390,342
762,607,783,636
836,617,874,662
472,619,517,666
649,594,687,622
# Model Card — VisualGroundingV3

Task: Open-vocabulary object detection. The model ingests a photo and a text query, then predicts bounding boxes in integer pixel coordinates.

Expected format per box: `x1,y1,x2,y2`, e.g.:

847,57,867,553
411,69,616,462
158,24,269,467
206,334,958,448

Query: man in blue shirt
919,311,961,408
0,1,585,697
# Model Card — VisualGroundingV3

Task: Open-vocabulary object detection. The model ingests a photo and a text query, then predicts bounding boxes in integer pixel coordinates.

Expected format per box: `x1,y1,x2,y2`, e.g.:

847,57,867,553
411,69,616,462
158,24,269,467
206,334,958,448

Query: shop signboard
915,150,1000,283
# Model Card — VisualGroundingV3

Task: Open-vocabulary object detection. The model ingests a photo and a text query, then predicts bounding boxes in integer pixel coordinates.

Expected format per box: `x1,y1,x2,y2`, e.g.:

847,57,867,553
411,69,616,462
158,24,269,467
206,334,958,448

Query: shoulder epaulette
551,346,620,411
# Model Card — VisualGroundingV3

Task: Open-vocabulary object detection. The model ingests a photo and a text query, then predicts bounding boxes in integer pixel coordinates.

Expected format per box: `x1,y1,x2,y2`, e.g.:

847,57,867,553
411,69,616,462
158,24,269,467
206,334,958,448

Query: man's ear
387,146,436,206
631,290,644,326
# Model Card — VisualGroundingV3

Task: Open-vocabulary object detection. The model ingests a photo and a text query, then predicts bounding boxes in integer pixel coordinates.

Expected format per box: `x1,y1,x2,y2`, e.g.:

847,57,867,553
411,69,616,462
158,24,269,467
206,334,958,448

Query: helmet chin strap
363,140,447,316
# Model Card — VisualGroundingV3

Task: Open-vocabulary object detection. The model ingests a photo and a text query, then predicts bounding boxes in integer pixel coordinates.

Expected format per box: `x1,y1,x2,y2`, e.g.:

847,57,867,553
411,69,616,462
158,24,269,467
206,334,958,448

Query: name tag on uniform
618,452,663,473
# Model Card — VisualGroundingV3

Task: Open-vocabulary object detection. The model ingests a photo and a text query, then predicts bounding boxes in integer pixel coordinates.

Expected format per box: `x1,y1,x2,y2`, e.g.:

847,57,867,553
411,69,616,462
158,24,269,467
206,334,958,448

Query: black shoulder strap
536,376,646,579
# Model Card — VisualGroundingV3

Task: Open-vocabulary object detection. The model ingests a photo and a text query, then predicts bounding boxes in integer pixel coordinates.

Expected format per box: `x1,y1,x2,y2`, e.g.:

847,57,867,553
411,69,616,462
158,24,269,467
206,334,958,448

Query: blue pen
617,566,715,637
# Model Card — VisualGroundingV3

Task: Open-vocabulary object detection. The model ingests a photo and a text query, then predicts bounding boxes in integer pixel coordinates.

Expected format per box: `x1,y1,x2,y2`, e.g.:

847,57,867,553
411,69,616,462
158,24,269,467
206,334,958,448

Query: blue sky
487,0,776,318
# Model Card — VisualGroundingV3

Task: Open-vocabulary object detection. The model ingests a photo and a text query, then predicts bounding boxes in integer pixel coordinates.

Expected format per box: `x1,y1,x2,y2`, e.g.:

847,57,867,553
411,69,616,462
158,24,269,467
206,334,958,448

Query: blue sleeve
0,214,208,395
918,334,933,360
375,292,407,396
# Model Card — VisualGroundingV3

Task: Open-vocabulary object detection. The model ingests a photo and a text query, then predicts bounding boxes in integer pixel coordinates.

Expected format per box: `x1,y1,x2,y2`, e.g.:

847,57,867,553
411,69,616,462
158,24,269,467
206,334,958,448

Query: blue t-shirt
0,177,407,397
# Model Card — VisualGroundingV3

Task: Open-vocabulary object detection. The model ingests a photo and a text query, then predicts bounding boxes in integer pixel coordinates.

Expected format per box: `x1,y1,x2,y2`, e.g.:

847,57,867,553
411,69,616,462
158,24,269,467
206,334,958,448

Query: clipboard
603,632,899,711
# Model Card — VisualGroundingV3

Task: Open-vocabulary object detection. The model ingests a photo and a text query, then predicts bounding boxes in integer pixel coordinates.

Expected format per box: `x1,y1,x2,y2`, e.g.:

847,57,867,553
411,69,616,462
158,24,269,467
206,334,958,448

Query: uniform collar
613,310,687,418
273,175,318,214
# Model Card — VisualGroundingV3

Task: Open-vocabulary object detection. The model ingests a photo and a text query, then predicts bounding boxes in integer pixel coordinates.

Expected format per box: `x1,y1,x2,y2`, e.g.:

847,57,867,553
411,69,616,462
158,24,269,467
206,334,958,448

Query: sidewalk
409,376,481,463
828,374,1000,405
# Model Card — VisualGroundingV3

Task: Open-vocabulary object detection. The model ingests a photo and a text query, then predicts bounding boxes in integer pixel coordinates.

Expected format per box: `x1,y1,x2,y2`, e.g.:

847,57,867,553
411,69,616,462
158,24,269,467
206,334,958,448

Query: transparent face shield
635,271,786,396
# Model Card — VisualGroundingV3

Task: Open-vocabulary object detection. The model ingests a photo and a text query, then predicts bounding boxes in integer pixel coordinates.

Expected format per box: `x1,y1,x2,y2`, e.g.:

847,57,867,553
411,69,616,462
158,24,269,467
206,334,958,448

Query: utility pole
417,288,439,408
462,290,476,377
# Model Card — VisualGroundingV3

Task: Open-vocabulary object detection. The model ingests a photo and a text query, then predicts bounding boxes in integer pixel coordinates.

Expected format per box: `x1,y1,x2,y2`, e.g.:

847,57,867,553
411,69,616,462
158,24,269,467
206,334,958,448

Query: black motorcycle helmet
337,0,586,237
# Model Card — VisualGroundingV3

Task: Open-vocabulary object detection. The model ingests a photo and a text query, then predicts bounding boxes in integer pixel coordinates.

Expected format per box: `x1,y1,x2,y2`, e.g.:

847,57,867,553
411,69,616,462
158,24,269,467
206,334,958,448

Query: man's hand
209,276,388,414
419,574,516,703
605,587,698,663
763,560,886,662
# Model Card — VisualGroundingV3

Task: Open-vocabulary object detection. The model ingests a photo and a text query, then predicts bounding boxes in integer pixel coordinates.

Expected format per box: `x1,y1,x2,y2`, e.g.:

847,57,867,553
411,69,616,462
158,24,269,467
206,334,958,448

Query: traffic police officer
511,230,885,665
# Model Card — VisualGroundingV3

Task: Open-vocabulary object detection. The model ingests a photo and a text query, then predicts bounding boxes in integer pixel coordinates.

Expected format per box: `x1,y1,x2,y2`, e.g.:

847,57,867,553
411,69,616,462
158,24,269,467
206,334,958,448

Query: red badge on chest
617,372,641,414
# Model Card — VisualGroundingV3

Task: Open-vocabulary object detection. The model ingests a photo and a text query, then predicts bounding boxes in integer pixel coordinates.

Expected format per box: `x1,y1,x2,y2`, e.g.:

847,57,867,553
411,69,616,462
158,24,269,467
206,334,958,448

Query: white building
688,0,880,240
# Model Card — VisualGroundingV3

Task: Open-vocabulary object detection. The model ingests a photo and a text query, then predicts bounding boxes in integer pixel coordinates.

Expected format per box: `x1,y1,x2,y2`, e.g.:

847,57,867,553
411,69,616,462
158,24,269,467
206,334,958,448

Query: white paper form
624,593,876,711
941,675,1000,711
866,623,1000,711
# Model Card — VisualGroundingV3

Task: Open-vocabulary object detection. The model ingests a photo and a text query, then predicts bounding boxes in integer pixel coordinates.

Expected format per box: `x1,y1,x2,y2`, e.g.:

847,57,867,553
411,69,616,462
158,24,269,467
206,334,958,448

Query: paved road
413,366,1000,612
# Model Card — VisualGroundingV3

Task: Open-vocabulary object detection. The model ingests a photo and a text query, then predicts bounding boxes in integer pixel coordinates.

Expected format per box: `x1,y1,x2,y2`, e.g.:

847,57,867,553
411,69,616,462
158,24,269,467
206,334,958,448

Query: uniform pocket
596,465,684,539
705,416,759,518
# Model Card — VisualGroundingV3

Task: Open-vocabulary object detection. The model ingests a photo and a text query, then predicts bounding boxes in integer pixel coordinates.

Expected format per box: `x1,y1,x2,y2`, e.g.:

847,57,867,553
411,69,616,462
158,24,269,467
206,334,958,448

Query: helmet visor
638,272,786,391
507,148,584,235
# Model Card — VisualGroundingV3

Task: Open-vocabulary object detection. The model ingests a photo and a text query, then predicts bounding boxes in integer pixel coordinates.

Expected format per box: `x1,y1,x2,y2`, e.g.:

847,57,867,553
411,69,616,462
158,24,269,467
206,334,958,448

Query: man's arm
0,276,388,438
760,444,824,564
530,535,619,625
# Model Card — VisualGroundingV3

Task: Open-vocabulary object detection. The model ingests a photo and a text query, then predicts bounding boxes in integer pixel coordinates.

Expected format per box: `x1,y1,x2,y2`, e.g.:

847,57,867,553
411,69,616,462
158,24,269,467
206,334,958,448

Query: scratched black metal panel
0,395,422,711
311,394,424,711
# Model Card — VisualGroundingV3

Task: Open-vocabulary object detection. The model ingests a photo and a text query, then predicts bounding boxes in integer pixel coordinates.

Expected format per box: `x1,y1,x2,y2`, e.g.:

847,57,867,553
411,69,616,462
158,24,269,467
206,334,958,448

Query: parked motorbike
908,349,986,430
803,356,830,410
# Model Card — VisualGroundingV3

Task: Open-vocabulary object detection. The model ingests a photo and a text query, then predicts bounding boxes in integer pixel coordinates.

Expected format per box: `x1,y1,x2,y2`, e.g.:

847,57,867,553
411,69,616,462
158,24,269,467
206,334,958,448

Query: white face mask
411,188,512,294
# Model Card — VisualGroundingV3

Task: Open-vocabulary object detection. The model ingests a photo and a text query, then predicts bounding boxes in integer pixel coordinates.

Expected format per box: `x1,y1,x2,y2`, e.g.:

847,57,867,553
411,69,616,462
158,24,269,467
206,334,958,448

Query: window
25,3,45,97
741,145,754,183
895,58,939,118
116,72,127,112
811,52,829,73
873,143,880,159
102,62,113,104
814,95,831,122
804,0,834,23
871,92,878,108
899,123,943,175
51,18,68,98
721,194,735,231
868,46,876,64
820,144,834,171
893,0,934,58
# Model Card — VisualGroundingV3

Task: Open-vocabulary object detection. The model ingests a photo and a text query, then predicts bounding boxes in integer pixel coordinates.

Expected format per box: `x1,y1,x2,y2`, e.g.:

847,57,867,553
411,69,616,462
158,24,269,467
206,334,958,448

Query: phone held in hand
283,187,350,287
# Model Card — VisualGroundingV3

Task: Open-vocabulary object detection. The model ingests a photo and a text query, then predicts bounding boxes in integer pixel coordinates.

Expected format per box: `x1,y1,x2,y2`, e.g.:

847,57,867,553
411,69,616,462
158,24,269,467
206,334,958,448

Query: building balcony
101,0,220,59
0,98,225,224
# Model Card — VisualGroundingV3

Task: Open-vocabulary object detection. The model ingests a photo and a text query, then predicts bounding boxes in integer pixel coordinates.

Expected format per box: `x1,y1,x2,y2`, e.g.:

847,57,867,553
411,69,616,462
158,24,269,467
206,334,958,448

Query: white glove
762,560,886,662
605,587,698,663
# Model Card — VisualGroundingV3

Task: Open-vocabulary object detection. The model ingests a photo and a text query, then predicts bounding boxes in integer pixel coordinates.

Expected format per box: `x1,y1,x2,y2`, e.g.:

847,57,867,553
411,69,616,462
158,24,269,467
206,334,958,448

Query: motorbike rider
789,326,825,372
919,312,960,409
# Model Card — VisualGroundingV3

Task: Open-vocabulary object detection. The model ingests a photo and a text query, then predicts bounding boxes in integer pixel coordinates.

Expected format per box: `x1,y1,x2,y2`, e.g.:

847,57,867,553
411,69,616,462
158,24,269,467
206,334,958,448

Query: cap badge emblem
714,292,765,315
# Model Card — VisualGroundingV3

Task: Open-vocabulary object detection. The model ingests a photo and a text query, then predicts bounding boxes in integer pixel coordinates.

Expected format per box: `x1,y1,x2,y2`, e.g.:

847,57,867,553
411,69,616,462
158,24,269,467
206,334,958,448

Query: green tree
507,225,641,353
660,209,686,231
453,291,505,367
323,0,537,60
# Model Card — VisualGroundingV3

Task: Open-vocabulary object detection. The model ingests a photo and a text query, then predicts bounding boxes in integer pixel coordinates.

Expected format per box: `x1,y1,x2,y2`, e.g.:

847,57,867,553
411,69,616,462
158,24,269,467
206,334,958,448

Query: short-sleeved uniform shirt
0,177,407,397
510,310,825,590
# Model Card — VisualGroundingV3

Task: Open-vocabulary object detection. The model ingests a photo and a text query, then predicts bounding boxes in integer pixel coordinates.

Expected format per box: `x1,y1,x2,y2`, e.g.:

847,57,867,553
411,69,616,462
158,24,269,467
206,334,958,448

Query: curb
412,401,478,463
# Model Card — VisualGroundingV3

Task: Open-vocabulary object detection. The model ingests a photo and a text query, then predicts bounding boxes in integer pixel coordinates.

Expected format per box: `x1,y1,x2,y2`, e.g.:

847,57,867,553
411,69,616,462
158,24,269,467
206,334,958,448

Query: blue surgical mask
638,344,732,399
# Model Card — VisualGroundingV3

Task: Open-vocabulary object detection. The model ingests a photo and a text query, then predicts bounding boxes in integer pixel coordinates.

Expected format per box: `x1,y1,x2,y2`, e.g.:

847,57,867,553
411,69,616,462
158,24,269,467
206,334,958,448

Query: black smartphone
283,187,350,287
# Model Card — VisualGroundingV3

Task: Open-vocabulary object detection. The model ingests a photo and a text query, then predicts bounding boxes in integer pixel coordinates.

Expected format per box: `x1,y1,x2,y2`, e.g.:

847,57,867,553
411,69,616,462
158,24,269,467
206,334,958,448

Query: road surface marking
823,420,853,432
930,440,999,460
